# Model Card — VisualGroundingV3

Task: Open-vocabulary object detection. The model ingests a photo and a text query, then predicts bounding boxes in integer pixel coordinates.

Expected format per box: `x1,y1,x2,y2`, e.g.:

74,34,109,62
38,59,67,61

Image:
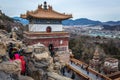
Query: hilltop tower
89,47,101,70
93,47,100,61
21,2,72,52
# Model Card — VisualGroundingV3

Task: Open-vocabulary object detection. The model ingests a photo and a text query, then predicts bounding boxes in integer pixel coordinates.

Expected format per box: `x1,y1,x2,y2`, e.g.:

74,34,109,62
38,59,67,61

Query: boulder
0,42,6,56
0,71,17,80
34,61,49,69
58,53,70,64
0,60,21,75
24,46,34,53
54,62,61,70
53,62,62,74
47,72,72,80
19,75,34,80
33,43,46,53
12,31,17,40
47,64,54,72
32,52,49,60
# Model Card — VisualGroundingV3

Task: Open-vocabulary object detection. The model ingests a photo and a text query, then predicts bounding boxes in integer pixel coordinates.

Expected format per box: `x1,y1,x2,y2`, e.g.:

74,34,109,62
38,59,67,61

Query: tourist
8,43,14,59
61,67,65,76
11,47,19,59
71,72,75,79
14,53,20,60
18,48,24,55
81,64,83,69
14,53,26,75
87,71,89,75
8,47,13,59
96,74,98,79
71,61,73,64
20,56,26,75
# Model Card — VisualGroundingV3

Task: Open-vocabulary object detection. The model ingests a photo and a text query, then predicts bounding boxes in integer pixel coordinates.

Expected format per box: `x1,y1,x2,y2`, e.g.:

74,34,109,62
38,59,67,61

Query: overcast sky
0,0,120,21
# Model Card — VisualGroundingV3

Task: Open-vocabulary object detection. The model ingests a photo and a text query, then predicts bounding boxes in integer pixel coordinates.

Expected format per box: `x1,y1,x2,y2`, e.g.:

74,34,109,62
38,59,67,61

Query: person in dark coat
8,43,13,59
71,72,75,79
61,67,65,76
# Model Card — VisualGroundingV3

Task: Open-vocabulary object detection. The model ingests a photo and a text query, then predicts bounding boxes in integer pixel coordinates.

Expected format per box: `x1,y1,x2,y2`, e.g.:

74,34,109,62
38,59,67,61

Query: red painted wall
23,32,69,51
24,37,69,51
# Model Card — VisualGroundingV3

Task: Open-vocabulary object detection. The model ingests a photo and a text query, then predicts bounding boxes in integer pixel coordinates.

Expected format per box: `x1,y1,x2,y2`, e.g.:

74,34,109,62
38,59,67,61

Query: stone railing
66,63,91,80
70,58,112,80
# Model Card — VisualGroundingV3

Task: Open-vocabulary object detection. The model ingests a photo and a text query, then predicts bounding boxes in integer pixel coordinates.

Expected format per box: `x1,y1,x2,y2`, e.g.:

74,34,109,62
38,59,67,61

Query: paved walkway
64,66,83,80
69,62,104,80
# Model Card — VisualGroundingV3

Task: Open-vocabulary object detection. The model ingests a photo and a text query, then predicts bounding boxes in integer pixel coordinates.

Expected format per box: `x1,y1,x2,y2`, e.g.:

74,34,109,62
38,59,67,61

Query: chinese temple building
21,2,72,52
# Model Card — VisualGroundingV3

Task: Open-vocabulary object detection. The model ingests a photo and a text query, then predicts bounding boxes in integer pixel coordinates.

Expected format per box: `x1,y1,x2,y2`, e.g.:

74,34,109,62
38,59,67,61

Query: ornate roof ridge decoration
21,1,72,20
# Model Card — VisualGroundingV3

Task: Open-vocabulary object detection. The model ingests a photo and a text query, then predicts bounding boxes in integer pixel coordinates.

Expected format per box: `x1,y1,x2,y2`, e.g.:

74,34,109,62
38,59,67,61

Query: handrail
66,63,91,80
70,58,112,80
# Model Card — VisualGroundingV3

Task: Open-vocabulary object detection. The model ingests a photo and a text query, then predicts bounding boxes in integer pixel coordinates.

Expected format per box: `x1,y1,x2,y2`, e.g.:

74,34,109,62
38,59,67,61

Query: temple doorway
46,26,52,32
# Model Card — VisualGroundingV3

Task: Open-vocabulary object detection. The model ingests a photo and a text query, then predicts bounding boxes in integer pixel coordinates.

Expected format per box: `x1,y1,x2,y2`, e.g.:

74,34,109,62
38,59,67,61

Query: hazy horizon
0,0,120,21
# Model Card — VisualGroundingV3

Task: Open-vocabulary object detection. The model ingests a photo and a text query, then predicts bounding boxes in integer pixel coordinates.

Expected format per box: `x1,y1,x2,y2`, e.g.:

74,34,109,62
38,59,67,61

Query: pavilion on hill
21,1,72,52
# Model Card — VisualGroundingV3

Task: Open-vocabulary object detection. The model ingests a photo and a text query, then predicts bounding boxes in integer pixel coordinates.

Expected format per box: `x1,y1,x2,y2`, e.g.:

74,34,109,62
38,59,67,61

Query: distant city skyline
0,0,120,21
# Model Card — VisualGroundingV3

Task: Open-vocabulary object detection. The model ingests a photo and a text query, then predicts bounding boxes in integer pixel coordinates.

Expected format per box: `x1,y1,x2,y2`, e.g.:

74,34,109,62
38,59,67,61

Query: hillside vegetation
69,35,120,63
0,10,23,32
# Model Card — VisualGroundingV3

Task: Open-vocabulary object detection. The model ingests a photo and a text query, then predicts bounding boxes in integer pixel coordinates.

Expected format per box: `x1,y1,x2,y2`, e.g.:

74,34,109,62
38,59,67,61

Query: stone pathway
69,63,104,80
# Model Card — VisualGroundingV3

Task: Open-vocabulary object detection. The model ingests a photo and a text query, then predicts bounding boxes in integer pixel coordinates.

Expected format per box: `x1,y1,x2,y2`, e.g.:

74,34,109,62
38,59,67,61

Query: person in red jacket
14,53,20,60
19,56,26,75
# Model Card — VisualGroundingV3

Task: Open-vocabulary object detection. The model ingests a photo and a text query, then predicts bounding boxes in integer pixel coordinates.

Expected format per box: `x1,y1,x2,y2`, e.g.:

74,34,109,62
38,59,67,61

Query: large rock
0,71,17,80
24,46,34,53
0,60,21,75
54,62,61,70
32,52,49,60
57,53,70,65
11,31,17,40
26,61,47,80
19,75,34,80
23,43,71,80
0,42,7,56
47,72,72,80
25,43,50,61
30,43,51,60
33,43,46,53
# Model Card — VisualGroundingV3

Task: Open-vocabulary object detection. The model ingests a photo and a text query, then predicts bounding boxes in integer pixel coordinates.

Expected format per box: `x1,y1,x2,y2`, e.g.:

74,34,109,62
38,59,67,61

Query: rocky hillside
0,10,24,33
0,30,72,80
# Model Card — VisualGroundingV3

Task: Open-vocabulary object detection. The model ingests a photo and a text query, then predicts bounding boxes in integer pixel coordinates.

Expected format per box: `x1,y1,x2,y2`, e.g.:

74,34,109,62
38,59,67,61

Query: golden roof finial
43,1,47,10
